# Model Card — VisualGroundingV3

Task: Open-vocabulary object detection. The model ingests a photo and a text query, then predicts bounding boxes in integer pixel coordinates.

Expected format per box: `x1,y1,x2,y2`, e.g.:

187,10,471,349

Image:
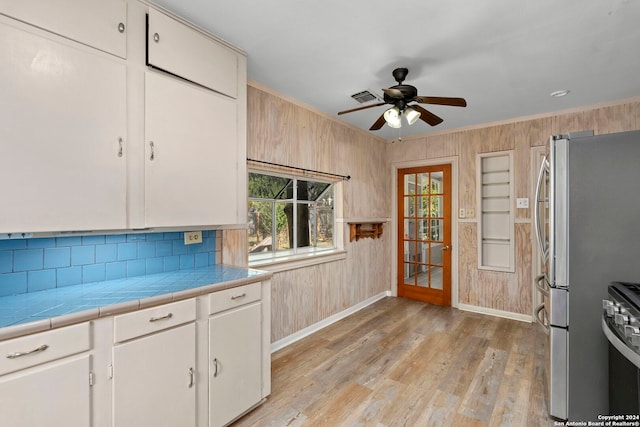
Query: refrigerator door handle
535,302,550,334
534,155,550,262
535,273,549,296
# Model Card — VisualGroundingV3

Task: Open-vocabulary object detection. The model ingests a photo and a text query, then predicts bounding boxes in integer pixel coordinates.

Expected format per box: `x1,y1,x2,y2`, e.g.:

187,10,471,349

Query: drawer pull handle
149,313,173,322
213,358,219,377
188,367,195,388
231,293,246,300
6,344,49,359
149,141,155,161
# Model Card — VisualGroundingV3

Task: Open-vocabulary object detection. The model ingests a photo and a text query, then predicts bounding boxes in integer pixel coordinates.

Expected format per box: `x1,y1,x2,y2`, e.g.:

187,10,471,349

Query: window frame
247,169,340,268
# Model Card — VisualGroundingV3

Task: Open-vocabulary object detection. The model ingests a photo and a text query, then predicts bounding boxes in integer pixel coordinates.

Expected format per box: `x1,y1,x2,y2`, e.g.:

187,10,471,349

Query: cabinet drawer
0,0,127,58
114,299,196,343
0,323,90,376
209,283,261,315
147,8,237,98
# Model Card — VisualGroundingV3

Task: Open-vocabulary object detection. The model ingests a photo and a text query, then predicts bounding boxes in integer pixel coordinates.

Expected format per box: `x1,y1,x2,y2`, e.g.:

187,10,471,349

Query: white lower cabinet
0,323,92,427
112,301,197,427
0,356,92,427
209,302,262,427
112,323,196,427
0,281,270,427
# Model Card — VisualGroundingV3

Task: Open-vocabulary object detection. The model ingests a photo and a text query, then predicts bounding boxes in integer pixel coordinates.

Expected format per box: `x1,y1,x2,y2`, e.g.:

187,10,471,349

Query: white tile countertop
0,265,271,341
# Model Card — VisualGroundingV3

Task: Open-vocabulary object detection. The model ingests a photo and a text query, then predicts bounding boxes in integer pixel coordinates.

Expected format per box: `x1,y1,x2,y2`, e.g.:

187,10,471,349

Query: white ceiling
152,0,640,141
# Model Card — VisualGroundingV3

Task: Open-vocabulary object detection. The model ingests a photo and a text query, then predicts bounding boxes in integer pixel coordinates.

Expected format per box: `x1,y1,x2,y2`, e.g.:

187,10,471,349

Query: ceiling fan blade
382,88,404,99
369,113,387,130
412,105,444,126
338,102,386,115
413,96,467,107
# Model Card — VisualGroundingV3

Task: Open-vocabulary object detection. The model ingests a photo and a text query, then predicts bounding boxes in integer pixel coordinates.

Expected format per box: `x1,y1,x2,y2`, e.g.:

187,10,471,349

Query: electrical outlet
459,208,466,218
184,231,202,245
467,208,475,218
516,198,529,208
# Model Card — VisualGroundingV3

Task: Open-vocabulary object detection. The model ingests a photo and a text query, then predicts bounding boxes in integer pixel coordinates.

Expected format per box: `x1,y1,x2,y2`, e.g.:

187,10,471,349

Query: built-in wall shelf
348,222,384,242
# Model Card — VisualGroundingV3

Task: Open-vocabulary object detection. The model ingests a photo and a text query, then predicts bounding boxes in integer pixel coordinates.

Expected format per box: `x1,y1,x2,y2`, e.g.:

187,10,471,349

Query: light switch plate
459,208,466,218
516,198,529,208
184,231,202,245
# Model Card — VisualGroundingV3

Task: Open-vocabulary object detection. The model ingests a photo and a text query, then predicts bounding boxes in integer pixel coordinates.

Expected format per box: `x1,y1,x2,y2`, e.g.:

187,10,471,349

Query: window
477,151,515,271
248,171,335,263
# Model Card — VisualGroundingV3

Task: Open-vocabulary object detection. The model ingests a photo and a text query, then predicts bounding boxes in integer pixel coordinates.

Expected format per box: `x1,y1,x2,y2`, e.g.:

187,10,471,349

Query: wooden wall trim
398,95,640,142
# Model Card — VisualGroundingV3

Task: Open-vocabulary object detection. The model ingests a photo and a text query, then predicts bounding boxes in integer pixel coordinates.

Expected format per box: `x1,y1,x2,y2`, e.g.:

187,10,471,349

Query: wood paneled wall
225,85,639,342
244,84,392,342
388,100,640,316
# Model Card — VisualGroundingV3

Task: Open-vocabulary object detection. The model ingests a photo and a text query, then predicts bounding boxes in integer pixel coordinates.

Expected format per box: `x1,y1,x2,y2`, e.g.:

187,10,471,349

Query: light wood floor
233,297,553,427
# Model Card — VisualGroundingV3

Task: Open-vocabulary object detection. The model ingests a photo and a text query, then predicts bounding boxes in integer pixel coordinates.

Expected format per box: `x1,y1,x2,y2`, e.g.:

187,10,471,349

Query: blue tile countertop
0,265,271,341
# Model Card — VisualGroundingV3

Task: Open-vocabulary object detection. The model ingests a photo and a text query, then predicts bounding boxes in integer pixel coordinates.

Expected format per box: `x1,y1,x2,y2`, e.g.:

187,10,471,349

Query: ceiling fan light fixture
404,106,421,125
384,107,401,128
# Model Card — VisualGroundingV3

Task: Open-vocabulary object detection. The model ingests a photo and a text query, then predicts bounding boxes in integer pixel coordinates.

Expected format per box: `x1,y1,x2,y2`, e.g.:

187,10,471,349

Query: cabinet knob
118,22,125,33
153,33,160,43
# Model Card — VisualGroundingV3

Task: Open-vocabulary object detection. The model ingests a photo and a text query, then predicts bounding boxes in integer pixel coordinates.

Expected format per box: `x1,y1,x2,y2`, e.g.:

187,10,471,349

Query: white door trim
391,156,459,308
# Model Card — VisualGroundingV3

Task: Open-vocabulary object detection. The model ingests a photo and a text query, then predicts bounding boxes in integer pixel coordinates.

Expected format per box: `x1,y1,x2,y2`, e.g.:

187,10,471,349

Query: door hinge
89,371,95,387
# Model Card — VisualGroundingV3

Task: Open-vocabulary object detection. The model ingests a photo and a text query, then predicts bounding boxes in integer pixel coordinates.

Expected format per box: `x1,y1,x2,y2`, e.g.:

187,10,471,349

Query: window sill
249,249,347,273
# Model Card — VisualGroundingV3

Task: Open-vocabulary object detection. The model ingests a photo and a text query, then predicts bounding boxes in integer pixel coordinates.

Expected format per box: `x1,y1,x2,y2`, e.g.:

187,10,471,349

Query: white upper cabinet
0,0,127,58
147,8,237,98
145,71,238,227
0,17,127,234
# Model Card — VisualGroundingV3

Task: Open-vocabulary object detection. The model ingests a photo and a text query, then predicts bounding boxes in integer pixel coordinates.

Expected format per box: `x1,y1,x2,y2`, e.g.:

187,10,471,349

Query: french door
397,164,451,306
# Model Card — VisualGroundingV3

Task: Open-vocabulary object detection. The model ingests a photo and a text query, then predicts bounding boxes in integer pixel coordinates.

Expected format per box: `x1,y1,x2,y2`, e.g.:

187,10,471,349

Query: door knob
442,245,450,250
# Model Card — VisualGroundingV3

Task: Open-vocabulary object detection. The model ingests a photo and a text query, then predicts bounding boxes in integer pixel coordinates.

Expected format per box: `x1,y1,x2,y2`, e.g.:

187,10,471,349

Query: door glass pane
416,265,429,287
406,196,415,216
403,241,414,261
417,241,429,264
417,173,430,195
404,219,416,240
430,172,444,194
430,219,443,242
430,196,443,217
404,174,416,195
417,219,428,241
431,243,443,265
431,266,443,290
416,196,428,218
404,262,416,282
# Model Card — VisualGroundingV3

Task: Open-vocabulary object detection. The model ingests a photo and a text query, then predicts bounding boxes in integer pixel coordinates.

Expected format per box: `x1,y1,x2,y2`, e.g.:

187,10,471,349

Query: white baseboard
457,303,533,323
270,291,391,353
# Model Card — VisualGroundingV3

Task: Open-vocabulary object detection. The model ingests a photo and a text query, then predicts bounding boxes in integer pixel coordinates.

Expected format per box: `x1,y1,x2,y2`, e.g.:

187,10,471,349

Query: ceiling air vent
350,90,381,104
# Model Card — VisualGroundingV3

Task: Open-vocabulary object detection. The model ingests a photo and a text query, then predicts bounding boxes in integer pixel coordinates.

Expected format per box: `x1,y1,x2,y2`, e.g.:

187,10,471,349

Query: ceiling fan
338,67,467,130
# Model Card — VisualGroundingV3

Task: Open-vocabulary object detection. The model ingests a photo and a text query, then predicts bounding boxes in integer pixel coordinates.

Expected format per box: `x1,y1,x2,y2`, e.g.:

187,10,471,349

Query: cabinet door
209,303,262,427
0,0,127,58
0,355,91,427
0,19,127,233
145,71,238,227
113,322,196,427
147,8,237,98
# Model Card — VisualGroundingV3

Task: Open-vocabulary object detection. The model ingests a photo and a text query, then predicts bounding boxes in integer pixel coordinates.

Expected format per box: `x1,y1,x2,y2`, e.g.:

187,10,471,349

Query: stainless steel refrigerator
534,129,640,421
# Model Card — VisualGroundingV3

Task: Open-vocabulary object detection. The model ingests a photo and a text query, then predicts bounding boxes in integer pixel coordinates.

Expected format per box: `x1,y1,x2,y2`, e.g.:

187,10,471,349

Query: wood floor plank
231,297,552,427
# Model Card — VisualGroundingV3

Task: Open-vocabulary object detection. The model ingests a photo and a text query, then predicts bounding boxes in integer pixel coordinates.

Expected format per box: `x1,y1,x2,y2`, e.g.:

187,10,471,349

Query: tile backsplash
0,231,217,297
